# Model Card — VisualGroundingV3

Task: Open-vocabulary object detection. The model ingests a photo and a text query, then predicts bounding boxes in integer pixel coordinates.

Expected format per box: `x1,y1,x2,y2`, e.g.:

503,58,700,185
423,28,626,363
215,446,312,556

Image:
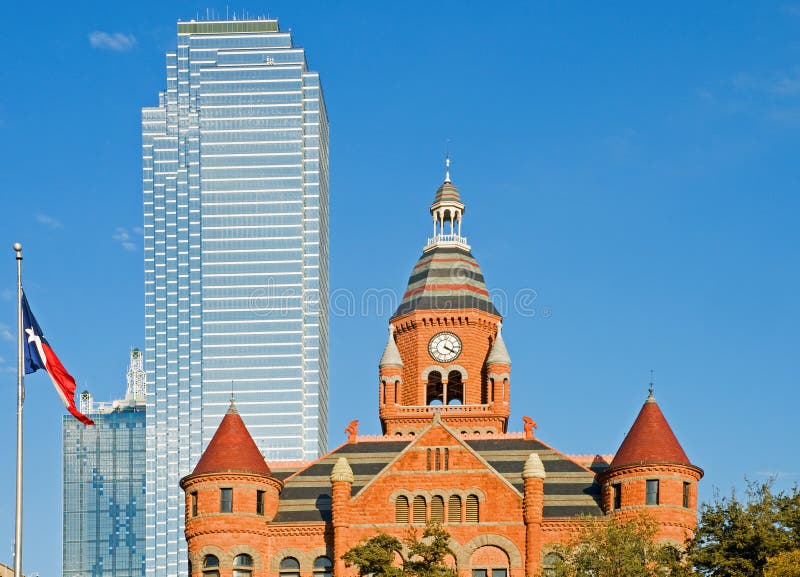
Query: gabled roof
609,394,692,469
271,431,603,524
191,403,271,476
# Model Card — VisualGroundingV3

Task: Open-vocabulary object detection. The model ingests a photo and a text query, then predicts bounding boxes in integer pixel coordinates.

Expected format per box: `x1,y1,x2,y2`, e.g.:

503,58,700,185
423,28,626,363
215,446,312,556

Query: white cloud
89,31,137,52
112,227,138,252
0,324,14,342
36,213,62,229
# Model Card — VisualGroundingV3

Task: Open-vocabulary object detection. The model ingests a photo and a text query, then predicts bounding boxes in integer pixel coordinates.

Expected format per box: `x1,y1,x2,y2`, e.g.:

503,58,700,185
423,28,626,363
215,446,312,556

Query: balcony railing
391,404,491,415
426,234,469,248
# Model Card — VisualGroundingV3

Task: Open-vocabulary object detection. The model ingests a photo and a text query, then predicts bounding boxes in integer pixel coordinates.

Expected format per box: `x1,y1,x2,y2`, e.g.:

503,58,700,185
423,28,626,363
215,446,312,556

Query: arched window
202,555,219,577
279,557,301,577
426,371,443,405
466,494,480,523
413,495,427,523
395,495,410,523
431,495,445,523
448,495,462,523
233,554,253,577
446,370,463,405
313,556,333,577
542,553,563,577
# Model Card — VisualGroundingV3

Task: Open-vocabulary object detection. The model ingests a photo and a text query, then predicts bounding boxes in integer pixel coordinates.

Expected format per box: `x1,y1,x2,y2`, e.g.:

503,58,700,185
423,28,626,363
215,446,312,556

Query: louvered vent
448,495,462,523
431,495,444,522
413,495,427,523
395,495,409,523
466,494,480,523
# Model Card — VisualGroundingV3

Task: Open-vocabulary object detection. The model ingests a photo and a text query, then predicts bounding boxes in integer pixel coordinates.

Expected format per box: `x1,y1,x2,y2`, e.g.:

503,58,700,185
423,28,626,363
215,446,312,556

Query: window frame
220,487,233,513
645,479,659,506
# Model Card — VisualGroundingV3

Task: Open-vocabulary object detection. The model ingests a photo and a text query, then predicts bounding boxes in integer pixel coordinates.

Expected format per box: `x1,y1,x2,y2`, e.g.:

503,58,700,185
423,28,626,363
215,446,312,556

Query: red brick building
180,167,703,577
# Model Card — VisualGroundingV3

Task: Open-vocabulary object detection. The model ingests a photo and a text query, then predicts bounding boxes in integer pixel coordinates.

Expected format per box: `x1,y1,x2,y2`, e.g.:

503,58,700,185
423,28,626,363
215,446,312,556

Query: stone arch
459,535,522,569
444,364,469,381
446,370,464,405
193,545,225,570
228,545,262,570
309,546,334,577
471,545,509,567
271,549,312,573
426,370,444,405
421,365,447,381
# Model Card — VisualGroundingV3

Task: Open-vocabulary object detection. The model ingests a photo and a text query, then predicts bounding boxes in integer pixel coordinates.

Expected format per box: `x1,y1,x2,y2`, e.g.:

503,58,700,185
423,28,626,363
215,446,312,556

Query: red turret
180,402,283,576
599,390,703,544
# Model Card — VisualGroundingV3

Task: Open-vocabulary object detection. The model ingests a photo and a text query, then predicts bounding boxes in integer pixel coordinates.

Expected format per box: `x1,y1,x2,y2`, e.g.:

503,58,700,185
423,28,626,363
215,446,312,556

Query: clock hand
443,343,455,353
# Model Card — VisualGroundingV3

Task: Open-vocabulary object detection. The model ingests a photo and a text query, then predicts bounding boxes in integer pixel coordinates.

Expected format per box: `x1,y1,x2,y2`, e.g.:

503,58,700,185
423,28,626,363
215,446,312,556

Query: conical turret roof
191,402,271,476
609,392,692,469
379,326,403,368
486,322,511,365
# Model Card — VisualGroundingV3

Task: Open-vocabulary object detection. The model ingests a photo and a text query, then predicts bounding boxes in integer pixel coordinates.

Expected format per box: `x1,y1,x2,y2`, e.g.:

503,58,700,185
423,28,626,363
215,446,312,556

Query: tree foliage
342,523,457,577
688,481,800,577
547,514,692,577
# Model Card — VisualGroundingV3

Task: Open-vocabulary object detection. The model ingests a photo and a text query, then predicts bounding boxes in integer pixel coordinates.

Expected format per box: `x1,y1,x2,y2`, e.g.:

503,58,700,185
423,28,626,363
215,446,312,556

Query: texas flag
21,292,94,425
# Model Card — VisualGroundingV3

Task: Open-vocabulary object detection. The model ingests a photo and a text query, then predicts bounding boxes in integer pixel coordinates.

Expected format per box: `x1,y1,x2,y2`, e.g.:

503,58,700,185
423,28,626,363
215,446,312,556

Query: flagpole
13,242,23,577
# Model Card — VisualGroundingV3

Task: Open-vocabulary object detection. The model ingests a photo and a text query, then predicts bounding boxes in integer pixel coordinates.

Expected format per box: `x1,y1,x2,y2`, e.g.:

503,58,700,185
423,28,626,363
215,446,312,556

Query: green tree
404,523,458,577
342,523,457,577
342,532,404,577
547,514,691,577
688,481,800,577
764,550,800,577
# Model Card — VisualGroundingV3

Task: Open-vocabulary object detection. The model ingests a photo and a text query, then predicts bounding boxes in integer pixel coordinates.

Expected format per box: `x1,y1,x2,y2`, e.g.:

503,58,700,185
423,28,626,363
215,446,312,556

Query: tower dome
381,160,508,436
394,158,498,318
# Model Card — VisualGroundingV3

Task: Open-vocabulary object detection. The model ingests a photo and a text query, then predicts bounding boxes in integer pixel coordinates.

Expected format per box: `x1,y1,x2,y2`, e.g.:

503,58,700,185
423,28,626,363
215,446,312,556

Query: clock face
428,332,462,363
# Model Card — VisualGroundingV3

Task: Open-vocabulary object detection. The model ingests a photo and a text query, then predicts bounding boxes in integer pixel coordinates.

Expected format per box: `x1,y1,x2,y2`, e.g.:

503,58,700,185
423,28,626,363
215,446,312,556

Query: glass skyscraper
141,19,328,577
63,350,147,577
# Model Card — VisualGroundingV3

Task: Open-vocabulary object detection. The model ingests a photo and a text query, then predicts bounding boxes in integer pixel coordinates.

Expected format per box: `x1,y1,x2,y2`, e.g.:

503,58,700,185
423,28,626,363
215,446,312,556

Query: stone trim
459,534,522,569
271,548,311,573
421,364,470,382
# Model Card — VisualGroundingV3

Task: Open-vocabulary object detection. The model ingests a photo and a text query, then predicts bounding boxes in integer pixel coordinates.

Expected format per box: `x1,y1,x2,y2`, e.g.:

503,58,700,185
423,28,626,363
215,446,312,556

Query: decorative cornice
598,462,704,483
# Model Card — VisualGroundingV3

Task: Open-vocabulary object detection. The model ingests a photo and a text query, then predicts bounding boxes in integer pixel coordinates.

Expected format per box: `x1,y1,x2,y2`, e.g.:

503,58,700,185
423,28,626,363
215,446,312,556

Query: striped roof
430,181,464,212
271,434,602,524
393,245,499,317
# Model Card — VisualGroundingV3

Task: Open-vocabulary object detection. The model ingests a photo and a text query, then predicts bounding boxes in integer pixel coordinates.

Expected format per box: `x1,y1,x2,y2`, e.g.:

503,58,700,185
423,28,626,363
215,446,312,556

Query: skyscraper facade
142,19,328,577
63,349,147,577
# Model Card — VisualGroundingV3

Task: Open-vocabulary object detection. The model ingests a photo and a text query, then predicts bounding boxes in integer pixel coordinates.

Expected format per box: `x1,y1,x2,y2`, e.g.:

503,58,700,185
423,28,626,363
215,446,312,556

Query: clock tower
379,160,511,435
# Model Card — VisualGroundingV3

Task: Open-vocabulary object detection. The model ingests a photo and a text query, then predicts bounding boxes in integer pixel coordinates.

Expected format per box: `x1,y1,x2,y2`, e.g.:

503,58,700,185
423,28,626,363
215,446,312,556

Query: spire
609,391,692,469
428,157,468,251
191,406,271,476
486,322,511,366
379,325,403,368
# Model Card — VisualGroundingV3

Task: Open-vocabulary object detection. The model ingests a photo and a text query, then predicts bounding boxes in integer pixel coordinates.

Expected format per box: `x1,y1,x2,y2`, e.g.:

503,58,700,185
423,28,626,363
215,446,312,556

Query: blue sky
1,1,799,575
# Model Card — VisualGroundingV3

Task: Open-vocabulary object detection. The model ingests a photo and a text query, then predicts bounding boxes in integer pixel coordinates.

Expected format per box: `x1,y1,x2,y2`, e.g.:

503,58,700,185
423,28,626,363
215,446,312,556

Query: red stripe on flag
41,343,94,426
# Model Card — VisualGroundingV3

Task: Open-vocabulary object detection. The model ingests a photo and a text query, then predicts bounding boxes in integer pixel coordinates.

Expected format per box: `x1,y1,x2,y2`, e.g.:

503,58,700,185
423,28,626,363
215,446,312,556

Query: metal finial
444,154,451,184
13,243,22,260
648,370,655,399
